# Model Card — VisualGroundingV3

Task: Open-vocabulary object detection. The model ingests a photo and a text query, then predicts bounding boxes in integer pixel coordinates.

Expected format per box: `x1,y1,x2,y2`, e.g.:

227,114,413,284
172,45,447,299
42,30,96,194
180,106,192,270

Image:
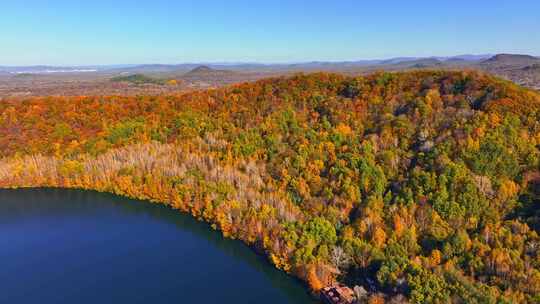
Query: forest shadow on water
0,188,316,304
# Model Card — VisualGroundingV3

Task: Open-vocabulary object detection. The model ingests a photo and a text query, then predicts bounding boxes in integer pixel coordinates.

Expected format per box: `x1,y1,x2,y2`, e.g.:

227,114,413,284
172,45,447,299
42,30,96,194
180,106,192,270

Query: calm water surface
0,189,315,304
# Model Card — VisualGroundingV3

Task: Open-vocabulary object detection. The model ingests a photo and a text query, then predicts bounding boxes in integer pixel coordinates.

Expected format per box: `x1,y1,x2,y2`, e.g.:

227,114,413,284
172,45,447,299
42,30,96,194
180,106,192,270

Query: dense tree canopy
1,70,540,303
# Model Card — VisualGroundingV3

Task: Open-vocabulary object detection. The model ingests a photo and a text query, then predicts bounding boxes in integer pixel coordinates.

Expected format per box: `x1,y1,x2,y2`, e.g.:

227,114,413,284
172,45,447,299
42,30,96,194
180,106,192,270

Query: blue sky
1,0,539,65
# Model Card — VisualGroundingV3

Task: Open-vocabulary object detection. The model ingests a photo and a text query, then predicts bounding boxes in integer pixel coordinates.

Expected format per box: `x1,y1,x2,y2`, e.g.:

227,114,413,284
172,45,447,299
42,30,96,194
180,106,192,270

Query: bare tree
330,245,351,273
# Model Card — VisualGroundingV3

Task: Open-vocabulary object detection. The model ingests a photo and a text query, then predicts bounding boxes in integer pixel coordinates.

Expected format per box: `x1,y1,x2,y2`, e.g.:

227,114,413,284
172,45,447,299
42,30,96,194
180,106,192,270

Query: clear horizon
2,1,540,66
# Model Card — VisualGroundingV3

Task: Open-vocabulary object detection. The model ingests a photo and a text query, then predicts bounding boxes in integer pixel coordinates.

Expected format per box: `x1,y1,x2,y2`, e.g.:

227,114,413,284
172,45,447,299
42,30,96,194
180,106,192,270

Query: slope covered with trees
1,70,540,303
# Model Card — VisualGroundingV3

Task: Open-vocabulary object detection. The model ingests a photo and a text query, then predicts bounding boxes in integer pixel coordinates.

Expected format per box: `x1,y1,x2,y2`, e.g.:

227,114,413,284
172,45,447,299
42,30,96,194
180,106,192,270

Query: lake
0,189,315,304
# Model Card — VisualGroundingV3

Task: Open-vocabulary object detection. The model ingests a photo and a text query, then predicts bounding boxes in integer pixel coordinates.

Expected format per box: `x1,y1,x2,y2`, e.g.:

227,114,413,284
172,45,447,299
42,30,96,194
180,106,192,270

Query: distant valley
1,54,539,98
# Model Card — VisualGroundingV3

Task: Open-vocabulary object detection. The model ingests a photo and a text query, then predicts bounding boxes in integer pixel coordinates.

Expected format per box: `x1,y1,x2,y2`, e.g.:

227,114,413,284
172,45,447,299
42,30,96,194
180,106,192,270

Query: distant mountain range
0,65,136,74
0,54,497,74
2,54,539,90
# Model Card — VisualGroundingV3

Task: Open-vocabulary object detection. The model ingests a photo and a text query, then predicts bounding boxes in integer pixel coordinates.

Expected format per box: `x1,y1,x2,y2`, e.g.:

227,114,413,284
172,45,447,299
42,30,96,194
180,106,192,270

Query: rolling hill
183,65,236,77
480,54,540,90
481,54,540,67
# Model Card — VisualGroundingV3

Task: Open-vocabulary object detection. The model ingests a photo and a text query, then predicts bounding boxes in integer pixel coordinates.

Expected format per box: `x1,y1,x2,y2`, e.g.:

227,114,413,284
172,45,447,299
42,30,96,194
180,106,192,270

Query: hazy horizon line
2,53,540,68
0,54,504,68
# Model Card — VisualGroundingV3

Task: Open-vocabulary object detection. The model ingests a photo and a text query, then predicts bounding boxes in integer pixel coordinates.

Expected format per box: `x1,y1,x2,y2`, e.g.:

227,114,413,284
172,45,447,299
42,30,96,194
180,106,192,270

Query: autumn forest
1,70,540,303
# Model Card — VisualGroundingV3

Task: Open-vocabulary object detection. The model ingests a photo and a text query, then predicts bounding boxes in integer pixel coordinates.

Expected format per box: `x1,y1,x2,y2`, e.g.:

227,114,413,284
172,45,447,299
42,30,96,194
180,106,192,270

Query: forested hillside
1,71,540,303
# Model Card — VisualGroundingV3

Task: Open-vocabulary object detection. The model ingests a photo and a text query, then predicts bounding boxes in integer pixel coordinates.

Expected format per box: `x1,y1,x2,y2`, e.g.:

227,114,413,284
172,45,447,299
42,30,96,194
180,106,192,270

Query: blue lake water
0,189,315,304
